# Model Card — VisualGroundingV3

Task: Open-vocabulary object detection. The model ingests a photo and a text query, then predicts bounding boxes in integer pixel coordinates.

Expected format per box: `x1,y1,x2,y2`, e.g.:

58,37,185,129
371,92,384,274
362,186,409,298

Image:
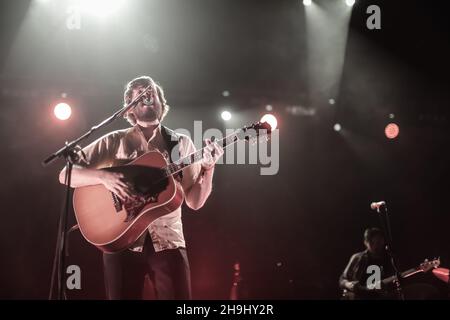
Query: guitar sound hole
104,165,169,218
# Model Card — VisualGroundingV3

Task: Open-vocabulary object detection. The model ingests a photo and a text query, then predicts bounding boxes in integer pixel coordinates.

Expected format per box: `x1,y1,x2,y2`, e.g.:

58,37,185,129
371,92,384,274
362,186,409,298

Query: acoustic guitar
72,122,272,253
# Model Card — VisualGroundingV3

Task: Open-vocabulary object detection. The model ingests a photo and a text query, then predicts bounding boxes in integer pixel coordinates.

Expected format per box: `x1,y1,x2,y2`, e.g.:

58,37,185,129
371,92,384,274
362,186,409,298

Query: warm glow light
54,103,72,120
260,114,278,130
80,0,125,17
334,123,342,132
221,111,232,121
385,123,399,139
345,0,355,7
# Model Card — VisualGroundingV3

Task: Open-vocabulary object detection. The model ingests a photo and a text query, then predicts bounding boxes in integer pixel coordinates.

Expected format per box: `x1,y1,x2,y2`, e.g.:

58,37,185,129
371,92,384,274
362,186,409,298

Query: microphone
370,201,386,210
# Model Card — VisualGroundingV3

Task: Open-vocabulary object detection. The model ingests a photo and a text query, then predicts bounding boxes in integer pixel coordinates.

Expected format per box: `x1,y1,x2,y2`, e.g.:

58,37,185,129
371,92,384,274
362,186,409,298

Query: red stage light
432,268,449,284
385,123,399,139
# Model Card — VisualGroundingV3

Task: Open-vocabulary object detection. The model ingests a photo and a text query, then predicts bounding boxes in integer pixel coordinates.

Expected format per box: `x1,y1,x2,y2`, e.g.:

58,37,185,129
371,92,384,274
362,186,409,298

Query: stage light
54,103,72,120
265,104,273,111
260,114,278,130
303,0,312,6
222,90,230,97
221,111,232,121
385,123,399,139
345,0,355,7
389,113,395,119
334,123,342,132
432,268,449,284
328,98,336,105
80,0,124,17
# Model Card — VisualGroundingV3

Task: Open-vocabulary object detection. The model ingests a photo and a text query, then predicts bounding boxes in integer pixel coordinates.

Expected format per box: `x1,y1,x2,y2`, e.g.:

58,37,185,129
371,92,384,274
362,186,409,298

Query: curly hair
123,76,170,125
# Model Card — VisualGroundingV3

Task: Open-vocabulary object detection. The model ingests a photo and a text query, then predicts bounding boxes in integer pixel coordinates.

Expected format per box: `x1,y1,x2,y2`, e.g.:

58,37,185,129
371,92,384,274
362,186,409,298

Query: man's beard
136,106,159,122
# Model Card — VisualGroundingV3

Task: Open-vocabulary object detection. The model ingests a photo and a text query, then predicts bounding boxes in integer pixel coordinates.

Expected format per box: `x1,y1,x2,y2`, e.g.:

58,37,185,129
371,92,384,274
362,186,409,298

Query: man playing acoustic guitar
59,76,223,299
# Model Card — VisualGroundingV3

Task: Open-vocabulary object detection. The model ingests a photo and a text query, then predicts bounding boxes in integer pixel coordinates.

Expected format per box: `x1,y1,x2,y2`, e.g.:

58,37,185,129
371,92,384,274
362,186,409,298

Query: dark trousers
102,236,191,300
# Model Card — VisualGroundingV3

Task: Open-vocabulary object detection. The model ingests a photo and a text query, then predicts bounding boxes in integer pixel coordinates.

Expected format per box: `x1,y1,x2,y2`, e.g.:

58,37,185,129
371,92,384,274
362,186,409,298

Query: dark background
0,0,449,299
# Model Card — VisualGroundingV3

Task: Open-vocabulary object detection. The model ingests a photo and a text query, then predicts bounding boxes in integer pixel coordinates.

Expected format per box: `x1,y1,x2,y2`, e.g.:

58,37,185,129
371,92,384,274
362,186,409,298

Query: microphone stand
375,203,405,300
42,86,151,300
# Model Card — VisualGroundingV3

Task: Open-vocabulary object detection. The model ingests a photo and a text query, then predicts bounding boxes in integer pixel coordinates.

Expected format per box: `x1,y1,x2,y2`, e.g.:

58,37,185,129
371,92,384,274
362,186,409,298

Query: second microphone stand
376,203,405,300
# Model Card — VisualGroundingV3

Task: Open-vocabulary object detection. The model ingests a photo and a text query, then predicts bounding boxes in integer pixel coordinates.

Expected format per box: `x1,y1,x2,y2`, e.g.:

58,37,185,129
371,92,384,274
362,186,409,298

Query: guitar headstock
419,258,441,273
238,121,273,143
246,121,273,132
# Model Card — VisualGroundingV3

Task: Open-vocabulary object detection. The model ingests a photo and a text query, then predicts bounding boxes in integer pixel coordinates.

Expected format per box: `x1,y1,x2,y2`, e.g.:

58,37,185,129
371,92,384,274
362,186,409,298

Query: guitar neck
163,131,240,177
382,268,421,285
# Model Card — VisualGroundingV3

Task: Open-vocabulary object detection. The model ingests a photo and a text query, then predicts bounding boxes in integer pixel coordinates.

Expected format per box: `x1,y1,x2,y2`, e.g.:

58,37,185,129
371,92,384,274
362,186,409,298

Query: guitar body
73,151,184,253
